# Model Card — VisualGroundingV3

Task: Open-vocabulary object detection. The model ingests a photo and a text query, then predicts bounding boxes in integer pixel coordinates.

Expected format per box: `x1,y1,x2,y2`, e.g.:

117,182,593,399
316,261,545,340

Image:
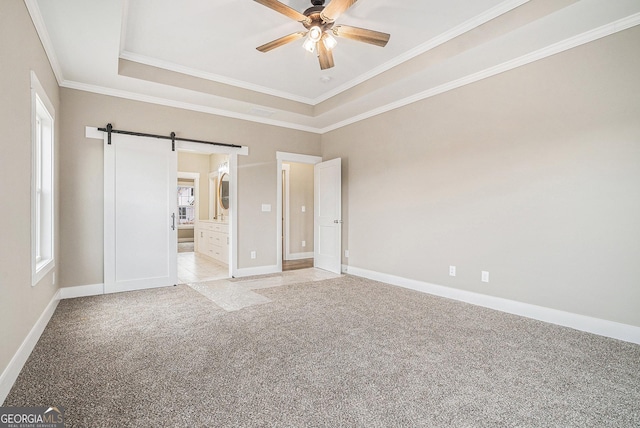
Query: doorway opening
277,152,342,274
177,150,232,283
281,161,315,271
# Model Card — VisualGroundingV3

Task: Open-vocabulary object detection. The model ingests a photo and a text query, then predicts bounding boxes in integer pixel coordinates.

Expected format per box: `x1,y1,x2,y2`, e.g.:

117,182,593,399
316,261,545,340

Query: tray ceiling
29,0,640,133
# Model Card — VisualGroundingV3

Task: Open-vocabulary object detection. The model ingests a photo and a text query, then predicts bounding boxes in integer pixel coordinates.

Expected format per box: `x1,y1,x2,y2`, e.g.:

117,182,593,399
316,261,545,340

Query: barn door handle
171,213,176,230
334,220,343,224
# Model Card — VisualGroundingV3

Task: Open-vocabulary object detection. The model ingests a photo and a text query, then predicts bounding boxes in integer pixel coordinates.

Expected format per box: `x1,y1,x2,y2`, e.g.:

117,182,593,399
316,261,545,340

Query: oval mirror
218,172,230,210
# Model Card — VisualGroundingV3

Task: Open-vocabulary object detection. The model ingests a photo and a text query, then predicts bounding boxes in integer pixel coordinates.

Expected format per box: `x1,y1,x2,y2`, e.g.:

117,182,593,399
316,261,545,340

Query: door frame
276,152,323,272
87,127,248,290
177,171,199,243
178,141,248,279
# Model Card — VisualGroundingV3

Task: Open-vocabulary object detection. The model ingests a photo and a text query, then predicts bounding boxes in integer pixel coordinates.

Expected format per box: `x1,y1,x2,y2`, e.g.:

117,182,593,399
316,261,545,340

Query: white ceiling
28,0,640,133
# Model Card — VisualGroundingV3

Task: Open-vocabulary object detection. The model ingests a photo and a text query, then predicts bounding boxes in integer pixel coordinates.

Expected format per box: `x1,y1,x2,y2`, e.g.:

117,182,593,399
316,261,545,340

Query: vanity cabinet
196,221,228,264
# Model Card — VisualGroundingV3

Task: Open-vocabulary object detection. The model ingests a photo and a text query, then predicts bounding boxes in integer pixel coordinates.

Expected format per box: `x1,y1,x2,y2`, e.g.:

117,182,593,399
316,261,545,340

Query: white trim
61,80,322,134
233,265,280,278
208,172,217,221
58,283,104,299
0,290,61,404
320,13,640,133
24,0,64,84
85,126,103,139
312,0,529,104
119,0,528,107
286,252,314,261
31,71,56,287
347,266,640,345
276,152,322,164
35,3,639,136
282,164,291,261
119,51,316,105
276,152,323,273
118,0,130,54
177,171,200,232
228,154,238,279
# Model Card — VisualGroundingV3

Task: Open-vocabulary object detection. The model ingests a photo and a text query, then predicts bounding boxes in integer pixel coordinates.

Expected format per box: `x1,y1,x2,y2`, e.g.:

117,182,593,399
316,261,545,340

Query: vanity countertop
198,219,228,225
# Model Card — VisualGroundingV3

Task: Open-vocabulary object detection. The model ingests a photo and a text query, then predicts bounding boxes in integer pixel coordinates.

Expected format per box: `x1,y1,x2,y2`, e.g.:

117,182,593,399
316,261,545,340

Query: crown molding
319,12,640,133
24,0,65,84
61,11,640,137
59,80,323,134
25,0,640,136
312,0,530,104
118,0,529,107
119,51,317,105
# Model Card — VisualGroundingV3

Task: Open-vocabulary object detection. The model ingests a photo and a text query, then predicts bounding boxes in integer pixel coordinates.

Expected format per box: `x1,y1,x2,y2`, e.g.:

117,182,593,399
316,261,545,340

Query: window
177,185,195,225
31,72,55,286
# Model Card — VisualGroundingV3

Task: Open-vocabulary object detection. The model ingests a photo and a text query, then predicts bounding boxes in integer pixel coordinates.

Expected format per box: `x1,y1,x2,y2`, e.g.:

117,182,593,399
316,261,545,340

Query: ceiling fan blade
333,25,390,47
321,0,358,23
257,32,306,53
253,0,309,23
317,41,335,70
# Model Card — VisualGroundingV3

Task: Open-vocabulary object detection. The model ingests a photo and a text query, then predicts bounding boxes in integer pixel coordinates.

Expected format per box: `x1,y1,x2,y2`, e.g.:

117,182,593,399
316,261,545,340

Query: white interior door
314,158,341,274
104,133,177,293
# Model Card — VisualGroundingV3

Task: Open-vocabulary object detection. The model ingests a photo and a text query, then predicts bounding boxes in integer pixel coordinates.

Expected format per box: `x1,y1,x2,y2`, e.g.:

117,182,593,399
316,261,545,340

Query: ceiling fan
254,0,390,70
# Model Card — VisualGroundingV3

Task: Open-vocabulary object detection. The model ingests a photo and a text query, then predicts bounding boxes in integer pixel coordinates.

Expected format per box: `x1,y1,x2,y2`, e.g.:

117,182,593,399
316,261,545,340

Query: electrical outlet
481,271,489,283
345,250,349,258
449,266,456,277
302,241,306,247
250,251,256,259
301,206,306,213
261,204,271,212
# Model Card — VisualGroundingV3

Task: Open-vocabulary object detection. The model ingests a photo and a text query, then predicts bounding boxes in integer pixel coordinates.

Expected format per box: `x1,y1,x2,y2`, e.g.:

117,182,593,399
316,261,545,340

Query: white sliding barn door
104,133,177,294
314,158,342,274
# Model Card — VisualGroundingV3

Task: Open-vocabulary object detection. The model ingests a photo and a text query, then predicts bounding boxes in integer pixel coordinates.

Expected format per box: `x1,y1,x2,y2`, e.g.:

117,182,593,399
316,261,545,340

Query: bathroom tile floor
188,268,341,312
177,251,229,284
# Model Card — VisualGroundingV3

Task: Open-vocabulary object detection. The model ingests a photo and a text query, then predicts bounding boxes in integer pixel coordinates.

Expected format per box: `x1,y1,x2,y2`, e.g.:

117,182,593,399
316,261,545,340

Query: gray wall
0,0,61,382
58,88,321,287
322,26,640,327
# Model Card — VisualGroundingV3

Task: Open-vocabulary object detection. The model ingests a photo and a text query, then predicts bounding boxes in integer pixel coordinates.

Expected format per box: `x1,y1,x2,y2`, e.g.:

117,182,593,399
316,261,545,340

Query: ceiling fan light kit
254,0,390,70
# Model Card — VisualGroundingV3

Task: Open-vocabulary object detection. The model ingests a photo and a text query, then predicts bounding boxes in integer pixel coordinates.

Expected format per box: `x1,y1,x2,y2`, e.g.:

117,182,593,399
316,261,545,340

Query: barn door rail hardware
98,123,242,151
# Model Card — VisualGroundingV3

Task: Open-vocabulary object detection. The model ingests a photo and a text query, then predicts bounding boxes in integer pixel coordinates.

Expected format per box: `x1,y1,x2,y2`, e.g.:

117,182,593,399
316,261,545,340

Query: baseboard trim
284,252,314,261
58,283,104,299
347,266,640,345
234,265,280,278
0,289,61,405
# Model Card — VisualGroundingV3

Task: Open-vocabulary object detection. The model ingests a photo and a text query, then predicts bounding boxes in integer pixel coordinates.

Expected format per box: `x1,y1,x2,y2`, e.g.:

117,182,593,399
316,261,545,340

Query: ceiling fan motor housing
303,5,334,32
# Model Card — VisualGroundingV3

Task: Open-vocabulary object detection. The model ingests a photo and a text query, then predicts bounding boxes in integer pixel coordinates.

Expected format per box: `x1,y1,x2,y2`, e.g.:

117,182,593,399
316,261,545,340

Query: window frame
31,71,55,286
177,184,196,227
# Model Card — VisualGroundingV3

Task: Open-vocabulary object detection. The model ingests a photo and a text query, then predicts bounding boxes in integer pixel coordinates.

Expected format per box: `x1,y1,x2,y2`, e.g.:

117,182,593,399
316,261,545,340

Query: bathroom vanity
196,220,228,264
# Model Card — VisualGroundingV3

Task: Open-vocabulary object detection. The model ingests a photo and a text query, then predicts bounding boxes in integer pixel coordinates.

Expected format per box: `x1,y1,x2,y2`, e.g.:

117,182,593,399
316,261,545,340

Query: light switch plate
261,204,271,212
301,206,306,212
481,271,489,283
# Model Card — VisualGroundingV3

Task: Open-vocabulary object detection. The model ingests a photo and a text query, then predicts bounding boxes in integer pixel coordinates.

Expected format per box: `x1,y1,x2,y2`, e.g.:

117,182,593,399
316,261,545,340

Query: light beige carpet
4,275,640,427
